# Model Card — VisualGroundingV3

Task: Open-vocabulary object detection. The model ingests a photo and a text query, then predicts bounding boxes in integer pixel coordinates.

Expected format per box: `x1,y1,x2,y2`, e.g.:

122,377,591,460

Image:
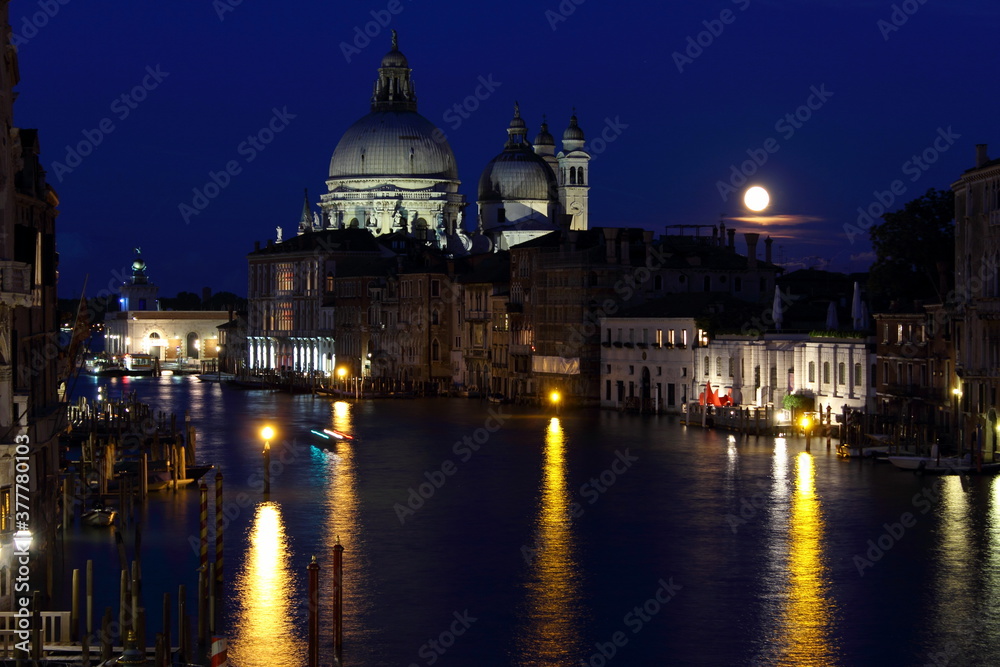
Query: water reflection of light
229,502,303,666
517,417,584,663
320,399,372,654
929,477,975,644
332,401,352,435
774,452,838,666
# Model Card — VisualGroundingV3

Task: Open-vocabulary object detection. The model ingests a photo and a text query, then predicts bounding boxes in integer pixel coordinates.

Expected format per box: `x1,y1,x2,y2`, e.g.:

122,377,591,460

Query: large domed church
297,31,590,254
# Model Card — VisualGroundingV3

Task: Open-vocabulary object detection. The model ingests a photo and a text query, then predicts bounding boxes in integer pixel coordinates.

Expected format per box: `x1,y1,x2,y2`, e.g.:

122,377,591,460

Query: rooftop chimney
744,232,759,270
765,237,773,264
976,144,989,168
718,221,726,247
603,228,618,263
727,228,735,250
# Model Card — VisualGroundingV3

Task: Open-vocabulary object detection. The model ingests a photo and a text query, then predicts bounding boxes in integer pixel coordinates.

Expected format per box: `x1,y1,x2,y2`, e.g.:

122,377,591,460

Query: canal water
58,374,1000,666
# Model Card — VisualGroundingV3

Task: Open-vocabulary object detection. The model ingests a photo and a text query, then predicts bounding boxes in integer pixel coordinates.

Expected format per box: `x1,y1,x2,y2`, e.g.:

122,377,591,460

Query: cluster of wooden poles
307,541,345,667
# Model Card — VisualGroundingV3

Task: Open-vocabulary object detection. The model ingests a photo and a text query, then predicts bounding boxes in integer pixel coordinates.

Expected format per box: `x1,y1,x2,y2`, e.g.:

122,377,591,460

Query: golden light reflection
229,502,303,667
321,400,370,651
930,477,975,640
516,417,584,663
332,401,352,435
774,452,838,666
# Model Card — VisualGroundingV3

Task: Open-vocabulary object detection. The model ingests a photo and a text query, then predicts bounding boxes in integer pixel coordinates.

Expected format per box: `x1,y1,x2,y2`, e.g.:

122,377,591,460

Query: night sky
11,0,1000,298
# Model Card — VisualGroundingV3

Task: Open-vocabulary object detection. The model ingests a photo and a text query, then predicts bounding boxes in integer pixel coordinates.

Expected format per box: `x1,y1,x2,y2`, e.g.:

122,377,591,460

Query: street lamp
337,367,347,394
953,387,964,452
550,390,561,415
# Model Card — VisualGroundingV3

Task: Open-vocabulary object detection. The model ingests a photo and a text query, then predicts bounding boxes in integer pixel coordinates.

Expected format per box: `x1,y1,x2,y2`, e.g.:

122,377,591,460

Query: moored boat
82,505,116,527
198,372,236,383
888,453,1000,474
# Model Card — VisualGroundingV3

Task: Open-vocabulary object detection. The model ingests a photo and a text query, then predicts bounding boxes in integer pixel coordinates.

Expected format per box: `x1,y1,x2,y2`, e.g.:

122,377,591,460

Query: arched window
838,362,846,385
823,361,830,384
704,356,710,377
716,356,722,377
808,362,815,383
854,363,862,387
578,167,585,185
570,167,577,185
431,339,440,362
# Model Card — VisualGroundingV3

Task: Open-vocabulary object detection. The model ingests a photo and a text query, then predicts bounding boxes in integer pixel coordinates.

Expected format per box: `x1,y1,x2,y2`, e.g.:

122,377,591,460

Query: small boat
888,453,1000,474
311,428,355,442
82,505,116,527
123,353,157,375
487,393,507,405
198,372,236,383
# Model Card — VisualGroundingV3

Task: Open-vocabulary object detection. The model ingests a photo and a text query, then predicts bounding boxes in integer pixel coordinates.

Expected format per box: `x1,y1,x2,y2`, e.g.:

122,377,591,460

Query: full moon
744,186,770,212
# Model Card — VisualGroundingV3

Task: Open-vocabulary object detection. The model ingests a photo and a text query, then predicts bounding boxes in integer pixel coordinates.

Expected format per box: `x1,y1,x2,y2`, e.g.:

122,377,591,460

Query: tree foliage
161,291,202,311
868,188,954,311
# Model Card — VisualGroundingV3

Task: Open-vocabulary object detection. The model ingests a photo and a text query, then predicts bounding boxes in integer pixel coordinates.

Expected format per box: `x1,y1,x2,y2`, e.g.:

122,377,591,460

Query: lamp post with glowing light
337,366,347,396
952,387,963,453
550,390,561,416
800,414,813,450
261,426,274,495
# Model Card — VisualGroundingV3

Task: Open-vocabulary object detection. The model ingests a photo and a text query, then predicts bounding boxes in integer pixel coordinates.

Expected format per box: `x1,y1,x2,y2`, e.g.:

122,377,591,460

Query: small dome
381,48,408,68
381,29,408,68
132,259,146,272
533,120,555,147
563,114,585,142
478,149,558,202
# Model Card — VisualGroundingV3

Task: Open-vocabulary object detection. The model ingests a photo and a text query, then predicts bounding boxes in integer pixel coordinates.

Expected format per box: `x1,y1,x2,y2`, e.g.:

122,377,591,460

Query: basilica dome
478,105,557,203
328,111,458,180
478,149,557,202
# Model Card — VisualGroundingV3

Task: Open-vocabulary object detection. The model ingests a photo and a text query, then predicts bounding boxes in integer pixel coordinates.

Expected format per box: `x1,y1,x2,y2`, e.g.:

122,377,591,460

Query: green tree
161,291,202,311
868,188,954,311
204,291,247,311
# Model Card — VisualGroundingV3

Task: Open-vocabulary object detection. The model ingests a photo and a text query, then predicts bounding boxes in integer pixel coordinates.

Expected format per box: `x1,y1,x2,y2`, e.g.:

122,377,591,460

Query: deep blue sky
11,0,1000,298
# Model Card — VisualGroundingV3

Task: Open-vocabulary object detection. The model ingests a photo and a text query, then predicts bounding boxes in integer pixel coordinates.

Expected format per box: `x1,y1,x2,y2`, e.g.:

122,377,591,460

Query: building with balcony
0,4,62,609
